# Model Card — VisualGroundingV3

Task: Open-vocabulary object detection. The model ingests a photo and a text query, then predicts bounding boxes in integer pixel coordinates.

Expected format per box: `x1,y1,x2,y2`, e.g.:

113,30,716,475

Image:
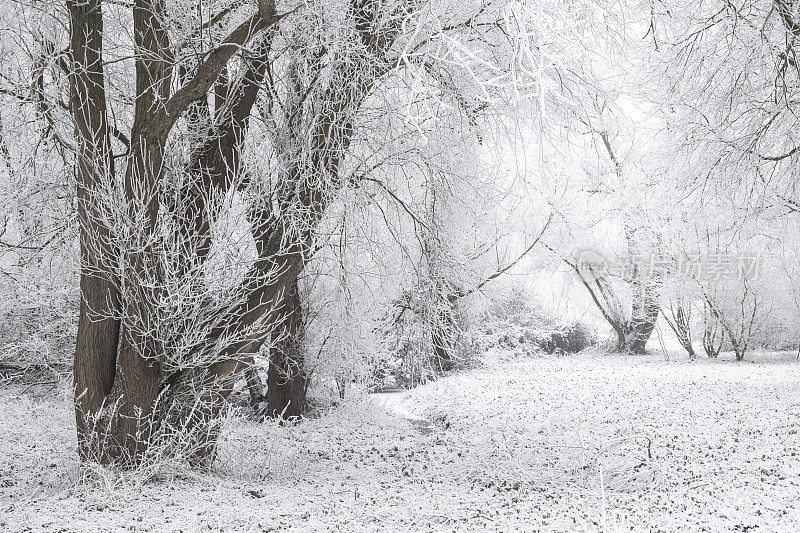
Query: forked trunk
66,0,379,465
431,304,458,372
626,268,661,354
627,303,660,354
610,300,660,354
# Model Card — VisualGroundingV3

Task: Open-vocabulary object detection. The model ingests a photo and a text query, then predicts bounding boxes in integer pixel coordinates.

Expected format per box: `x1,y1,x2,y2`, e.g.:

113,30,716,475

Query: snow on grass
408,349,800,531
1,349,799,531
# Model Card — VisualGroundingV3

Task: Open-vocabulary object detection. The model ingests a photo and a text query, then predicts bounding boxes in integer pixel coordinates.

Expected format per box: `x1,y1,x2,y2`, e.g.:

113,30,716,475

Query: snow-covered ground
2,349,800,531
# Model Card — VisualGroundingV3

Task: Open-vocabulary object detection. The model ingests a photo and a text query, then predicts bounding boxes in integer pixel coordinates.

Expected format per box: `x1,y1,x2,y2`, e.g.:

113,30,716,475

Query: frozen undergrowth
1,349,799,531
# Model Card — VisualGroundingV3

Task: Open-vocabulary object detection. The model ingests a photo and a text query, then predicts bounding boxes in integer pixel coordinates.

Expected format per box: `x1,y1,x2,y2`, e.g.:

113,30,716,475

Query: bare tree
702,297,724,358
663,299,695,359
702,281,764,361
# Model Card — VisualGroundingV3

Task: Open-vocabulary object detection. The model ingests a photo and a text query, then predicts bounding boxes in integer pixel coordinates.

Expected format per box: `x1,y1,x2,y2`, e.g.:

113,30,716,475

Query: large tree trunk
151,249,303,463
267,278,307,419
67,0,121,460
628,286,660,354
101,0,173,465
624,227,661,354
580,273,660,355
617,311,659,354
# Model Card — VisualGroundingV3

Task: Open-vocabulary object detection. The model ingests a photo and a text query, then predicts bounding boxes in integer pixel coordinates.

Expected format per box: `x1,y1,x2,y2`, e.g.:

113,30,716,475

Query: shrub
476,290,597,356
0,281,76,381
535,322,597,354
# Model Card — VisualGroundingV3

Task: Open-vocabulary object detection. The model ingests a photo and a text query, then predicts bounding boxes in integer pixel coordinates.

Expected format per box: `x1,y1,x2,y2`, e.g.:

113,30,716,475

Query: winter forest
1,0,800,530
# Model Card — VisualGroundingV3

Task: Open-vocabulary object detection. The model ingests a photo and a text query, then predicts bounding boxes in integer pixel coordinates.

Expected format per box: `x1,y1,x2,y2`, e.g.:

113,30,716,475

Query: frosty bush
477,289,596,356
0,279,77,380
535,322,597,354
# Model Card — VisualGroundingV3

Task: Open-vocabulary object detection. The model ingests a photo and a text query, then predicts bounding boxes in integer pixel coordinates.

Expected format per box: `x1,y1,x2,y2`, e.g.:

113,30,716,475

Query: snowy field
2,349,800,532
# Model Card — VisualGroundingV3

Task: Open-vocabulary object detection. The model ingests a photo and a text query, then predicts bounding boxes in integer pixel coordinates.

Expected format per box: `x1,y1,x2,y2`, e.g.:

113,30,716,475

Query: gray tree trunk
267,279,307,419
67,0,121,461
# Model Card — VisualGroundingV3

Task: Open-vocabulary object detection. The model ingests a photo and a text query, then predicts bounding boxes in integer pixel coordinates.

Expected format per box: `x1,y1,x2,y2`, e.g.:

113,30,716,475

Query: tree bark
627,282,660,354
103,0,174,465
67,0,121,460
578,271,660,354
624,228,661,354
267,278,307,419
